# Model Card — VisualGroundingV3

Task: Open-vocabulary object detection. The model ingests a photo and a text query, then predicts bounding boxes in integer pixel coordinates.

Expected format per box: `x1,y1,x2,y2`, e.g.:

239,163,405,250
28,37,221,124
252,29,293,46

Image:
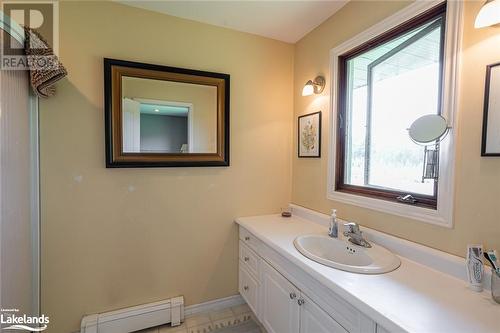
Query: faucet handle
343,222,371,248
343,222,360,234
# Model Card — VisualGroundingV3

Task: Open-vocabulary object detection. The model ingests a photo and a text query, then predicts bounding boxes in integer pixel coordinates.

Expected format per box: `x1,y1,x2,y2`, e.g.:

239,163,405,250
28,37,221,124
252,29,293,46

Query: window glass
342,14,445,197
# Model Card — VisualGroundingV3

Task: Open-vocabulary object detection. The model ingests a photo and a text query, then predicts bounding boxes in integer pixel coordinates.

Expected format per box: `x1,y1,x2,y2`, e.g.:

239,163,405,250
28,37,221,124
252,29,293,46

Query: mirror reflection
121,76,217,154
409,114,448,144
408,114,450,183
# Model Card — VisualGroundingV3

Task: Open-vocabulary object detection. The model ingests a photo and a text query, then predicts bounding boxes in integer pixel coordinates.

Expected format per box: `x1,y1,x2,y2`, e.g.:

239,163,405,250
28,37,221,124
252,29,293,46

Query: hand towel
23,27,67,98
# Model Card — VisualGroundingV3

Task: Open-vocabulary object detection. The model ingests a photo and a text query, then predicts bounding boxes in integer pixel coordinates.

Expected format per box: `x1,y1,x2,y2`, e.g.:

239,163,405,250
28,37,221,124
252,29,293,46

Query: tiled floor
134,303,266,333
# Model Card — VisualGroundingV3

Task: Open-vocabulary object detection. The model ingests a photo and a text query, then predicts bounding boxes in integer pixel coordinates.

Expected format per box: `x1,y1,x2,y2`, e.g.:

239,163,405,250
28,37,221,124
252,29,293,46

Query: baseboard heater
80,296,184,333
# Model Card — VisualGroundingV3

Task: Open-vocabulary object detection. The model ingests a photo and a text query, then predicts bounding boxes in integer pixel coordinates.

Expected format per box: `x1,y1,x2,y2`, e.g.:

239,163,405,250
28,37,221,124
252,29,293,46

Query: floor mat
211,319,262,333
135,303,266,333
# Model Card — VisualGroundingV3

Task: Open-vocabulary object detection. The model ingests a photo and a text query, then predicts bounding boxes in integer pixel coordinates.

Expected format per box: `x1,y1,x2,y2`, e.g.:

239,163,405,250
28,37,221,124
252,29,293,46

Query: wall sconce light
475,0,500,28
302,76,325,96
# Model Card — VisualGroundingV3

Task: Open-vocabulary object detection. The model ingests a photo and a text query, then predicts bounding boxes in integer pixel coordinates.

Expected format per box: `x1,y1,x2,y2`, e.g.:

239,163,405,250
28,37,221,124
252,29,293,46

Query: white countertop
235,213,500,333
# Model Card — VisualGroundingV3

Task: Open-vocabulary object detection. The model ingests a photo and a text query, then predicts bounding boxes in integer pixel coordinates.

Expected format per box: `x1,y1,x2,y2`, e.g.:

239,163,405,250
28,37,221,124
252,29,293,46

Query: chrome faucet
343,222,371,248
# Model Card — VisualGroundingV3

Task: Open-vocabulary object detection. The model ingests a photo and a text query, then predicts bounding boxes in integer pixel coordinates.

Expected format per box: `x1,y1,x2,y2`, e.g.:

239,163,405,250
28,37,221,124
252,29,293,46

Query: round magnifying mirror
409,114,448,144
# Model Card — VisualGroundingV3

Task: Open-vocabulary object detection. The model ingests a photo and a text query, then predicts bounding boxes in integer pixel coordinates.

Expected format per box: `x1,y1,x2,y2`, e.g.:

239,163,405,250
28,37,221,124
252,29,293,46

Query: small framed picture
298,111,321,158
482,62,500,156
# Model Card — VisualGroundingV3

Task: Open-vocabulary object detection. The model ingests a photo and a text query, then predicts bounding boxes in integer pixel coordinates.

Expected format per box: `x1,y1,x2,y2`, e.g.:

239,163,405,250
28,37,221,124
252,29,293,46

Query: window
336,4,446,209
328,1,462,227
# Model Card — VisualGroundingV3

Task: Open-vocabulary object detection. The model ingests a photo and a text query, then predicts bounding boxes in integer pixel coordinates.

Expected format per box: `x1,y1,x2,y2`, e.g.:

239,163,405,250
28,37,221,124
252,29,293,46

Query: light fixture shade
475,0,500,28
302,76,325,96
302,80,314,96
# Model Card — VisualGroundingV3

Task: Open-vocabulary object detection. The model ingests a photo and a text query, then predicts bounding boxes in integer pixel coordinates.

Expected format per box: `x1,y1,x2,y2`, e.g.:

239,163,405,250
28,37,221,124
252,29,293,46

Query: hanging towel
23,27,67,98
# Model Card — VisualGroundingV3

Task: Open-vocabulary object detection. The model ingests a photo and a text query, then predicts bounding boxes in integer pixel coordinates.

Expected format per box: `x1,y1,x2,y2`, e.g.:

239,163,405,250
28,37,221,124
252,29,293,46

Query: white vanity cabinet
238,228,262,315
261,259,347,333
238,226,374,333
238,247,259,315
300,293,348,333
260,259,300,333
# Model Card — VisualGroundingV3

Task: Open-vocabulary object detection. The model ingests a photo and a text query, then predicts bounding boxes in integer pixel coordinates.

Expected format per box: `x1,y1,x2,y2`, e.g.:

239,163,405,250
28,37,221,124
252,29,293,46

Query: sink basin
293,234,400,274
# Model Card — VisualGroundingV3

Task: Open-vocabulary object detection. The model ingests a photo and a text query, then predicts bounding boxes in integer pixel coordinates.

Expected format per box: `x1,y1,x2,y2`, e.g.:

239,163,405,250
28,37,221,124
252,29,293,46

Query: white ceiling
117,1,348,43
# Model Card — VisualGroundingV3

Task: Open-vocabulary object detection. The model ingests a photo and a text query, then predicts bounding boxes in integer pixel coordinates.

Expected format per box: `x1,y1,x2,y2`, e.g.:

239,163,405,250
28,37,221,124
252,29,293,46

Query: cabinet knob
243,286,249,291
289,292,297,300
245,236,250,241
244,256,250,262
297,298,305,306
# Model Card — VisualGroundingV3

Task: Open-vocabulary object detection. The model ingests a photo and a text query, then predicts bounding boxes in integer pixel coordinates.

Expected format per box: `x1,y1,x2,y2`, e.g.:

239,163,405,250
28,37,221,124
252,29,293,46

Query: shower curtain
0,23,40,325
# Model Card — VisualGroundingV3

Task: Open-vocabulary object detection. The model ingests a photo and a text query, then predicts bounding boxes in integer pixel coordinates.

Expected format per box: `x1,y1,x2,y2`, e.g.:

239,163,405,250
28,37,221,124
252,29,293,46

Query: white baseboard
80,296,184,333
79,295,244,333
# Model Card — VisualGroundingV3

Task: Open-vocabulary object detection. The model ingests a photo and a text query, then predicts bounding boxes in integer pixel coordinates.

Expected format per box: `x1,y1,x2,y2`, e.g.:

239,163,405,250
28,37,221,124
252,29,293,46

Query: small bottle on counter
328,209,338,238
466,244,484,292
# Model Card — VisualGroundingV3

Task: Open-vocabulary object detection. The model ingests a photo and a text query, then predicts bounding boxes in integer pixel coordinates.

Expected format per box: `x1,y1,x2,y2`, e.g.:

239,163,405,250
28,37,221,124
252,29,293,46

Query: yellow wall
41,1,500,332
40,2,293,332
292,0,500,258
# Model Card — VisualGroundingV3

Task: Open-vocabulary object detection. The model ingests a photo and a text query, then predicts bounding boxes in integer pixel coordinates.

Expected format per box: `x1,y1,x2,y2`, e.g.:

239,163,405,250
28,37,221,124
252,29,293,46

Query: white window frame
327,0,463,228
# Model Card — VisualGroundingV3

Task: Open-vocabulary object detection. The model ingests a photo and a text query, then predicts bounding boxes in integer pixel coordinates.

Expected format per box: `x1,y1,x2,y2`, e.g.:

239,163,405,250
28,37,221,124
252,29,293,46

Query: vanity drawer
239,227,262,253
239,265,259,315
239,241,259,278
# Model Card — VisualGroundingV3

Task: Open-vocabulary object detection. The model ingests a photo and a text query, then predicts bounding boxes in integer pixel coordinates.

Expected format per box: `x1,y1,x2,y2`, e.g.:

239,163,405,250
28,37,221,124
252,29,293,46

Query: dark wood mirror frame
104,58,230,168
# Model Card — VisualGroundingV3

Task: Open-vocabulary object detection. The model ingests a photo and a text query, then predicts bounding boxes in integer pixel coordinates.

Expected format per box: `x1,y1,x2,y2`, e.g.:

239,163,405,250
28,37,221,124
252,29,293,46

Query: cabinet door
300,294,348,333
260,260,300,333
239,265,259,315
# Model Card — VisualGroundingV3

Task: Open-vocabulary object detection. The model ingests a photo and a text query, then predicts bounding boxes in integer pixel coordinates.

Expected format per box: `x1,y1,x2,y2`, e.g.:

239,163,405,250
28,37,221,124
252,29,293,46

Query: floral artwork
301,121,317,151
298,112,321,157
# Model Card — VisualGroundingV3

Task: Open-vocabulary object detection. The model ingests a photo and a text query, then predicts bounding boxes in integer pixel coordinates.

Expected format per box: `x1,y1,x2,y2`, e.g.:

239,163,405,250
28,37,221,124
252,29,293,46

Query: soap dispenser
328,209,338,238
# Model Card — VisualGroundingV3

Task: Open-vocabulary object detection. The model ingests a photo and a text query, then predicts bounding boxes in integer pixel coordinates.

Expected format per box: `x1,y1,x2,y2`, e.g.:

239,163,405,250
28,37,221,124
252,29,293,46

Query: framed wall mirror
104,58,230,167
482,62,500,156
